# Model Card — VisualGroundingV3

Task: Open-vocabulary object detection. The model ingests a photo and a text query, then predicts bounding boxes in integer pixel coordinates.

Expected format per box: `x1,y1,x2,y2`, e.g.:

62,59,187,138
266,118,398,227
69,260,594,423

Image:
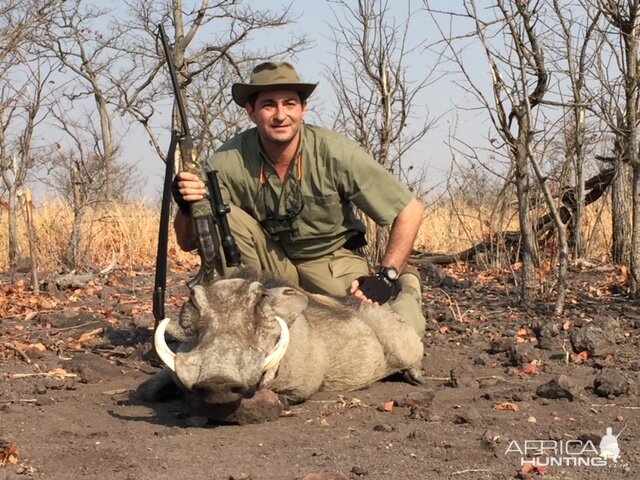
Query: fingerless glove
356,274,394,304
171,174,191,215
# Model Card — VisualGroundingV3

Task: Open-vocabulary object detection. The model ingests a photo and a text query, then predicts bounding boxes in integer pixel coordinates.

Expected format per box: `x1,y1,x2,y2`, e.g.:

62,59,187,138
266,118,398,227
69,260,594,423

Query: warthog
138,272,424,413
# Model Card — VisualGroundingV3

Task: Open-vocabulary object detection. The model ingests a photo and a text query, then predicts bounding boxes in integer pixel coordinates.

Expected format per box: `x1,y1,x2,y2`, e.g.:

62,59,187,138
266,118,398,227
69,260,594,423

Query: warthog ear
248,281,266,306
259,286,309,321
191,285,215,320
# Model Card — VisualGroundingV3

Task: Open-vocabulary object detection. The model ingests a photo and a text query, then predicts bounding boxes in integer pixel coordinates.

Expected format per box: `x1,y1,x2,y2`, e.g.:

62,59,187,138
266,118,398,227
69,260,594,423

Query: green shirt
206,124,414,260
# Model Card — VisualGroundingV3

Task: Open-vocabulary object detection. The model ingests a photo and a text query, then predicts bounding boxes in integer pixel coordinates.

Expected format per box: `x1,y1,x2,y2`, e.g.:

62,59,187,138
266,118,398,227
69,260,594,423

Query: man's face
246,90,306,148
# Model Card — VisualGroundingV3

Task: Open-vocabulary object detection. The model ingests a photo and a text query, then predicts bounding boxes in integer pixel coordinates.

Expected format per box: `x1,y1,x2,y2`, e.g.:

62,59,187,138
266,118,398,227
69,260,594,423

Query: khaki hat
232,62,317,107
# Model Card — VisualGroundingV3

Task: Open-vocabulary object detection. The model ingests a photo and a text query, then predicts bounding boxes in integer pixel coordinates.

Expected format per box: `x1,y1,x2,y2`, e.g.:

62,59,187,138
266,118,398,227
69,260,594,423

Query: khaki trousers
215,206,425,336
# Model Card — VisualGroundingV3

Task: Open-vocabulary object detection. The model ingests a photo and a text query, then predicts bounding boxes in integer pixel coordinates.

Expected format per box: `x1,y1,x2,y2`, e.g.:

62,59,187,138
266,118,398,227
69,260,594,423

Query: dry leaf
0,442,19,466
78,328,104,343
575,351,589,361
493,402,519,412
39,297,60,310
47,368,73,379
345,398,366,409
26,343,46,353
619,265,630,286
514,364,540,376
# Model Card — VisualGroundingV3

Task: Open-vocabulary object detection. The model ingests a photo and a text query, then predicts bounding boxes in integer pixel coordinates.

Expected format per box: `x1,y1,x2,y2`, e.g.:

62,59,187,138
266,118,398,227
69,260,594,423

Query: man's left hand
350,275,394,305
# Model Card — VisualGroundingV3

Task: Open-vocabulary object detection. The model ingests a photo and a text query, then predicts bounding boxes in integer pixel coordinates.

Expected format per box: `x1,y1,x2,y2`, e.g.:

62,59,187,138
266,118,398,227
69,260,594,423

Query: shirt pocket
299,193,342,237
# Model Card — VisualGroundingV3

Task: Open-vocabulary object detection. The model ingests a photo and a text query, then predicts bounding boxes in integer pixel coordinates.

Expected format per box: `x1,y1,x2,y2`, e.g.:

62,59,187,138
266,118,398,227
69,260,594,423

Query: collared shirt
206,124,414,260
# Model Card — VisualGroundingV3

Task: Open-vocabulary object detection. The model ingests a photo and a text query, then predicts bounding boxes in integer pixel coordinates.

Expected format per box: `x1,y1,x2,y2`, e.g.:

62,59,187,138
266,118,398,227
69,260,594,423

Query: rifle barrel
158,24,191,139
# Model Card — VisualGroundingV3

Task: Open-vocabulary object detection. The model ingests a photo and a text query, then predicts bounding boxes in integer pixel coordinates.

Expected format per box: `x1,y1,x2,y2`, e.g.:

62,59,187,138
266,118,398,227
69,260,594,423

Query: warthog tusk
154,318,176,372
262,316,289,372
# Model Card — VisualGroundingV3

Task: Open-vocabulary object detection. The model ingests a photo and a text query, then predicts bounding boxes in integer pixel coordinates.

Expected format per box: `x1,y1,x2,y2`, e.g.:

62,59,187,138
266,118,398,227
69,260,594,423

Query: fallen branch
412,167,614,266
452,469,491,476
99,254,118,275
475,375,512,383
7,370,77,380
40,255,119,290
0,398,39,404
101,389,131,396
591,403,640,410
12,320,102,337
1,343,32,365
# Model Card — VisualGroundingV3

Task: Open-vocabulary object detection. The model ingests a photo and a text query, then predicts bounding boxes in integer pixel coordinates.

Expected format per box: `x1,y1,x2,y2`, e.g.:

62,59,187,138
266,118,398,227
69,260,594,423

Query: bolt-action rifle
153,23,240,329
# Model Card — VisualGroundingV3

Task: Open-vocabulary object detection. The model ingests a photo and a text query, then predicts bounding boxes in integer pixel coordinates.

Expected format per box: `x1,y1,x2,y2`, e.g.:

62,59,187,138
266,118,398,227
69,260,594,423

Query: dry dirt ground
0,262,638,480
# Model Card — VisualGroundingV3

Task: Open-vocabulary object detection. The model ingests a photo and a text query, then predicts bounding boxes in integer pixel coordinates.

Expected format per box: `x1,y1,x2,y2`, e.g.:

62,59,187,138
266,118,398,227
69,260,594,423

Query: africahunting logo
505,426,629,468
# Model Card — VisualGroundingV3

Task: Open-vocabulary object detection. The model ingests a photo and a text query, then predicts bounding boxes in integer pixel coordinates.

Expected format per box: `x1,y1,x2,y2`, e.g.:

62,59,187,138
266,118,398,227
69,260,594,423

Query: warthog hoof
402,367,424,386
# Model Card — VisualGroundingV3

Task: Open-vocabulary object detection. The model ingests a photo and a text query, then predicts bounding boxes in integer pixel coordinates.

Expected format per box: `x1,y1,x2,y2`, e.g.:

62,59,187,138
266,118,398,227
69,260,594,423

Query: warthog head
154,278,302,405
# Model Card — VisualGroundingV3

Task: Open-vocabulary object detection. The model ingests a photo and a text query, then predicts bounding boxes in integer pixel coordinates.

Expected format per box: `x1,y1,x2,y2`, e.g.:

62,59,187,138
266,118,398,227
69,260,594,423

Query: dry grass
0,200,193,272
0,198,614,273
415,197,613,261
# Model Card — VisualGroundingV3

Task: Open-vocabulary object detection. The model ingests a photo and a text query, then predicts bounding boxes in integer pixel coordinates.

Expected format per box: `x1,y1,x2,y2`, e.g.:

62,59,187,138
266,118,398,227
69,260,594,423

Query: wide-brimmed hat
232,62,318,107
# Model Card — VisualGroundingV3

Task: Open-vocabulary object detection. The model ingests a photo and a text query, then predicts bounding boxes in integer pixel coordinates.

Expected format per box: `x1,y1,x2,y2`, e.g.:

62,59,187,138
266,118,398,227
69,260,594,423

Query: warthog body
139,273,423,407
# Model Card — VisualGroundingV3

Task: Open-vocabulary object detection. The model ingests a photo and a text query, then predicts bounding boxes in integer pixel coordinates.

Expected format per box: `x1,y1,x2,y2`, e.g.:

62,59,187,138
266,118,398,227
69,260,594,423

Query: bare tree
551,0,601,260
0,52,60,267
326,0,438,264
37,0,125,201
596,1,640,295
0,0,63,67
111,0,308,163
0,0,61,268
43,106,136,269
428,1,555,305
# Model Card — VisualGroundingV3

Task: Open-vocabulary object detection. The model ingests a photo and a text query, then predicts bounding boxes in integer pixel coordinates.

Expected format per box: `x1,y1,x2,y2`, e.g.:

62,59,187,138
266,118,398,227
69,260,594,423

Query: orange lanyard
259,153,303,185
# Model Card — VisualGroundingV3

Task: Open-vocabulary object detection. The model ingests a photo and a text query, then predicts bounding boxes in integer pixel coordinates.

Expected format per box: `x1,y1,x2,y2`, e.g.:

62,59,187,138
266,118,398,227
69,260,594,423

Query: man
173,62,426,342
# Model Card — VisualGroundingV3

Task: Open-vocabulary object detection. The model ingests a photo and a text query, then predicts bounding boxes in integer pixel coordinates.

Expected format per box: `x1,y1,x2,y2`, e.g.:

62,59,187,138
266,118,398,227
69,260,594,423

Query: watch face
382,267,399,281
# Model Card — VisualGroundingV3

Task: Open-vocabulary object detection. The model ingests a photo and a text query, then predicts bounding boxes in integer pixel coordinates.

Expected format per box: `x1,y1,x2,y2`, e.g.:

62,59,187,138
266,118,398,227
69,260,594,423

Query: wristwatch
378,266,399,284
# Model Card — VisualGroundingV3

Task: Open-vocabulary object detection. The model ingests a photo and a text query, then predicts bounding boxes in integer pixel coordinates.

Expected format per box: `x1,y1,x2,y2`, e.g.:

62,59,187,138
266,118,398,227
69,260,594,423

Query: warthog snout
191,376,250,404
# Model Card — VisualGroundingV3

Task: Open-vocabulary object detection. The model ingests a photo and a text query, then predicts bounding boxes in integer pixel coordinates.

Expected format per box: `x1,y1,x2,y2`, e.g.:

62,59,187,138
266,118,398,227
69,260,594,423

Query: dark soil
0,263,638,480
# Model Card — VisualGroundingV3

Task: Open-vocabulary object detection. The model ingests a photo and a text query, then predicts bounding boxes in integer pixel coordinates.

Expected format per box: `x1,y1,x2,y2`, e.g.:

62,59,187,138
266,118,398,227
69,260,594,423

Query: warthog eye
252,292,270,314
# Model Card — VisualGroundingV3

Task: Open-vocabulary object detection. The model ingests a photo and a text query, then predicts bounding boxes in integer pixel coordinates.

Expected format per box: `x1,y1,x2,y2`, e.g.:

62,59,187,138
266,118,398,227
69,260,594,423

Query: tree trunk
370,225,389,266
571,108,586,259
514,125,538,305
64,164,85,270
612,158,633,265
65,208,85,270
7,189,22,268
95,88,115,201
23,190,39,293
632,166,640,294
624,12,640,295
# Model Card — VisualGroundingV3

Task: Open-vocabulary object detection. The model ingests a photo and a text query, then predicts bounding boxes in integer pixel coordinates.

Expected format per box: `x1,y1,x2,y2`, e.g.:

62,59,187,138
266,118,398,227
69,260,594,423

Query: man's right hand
171,171,207,214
